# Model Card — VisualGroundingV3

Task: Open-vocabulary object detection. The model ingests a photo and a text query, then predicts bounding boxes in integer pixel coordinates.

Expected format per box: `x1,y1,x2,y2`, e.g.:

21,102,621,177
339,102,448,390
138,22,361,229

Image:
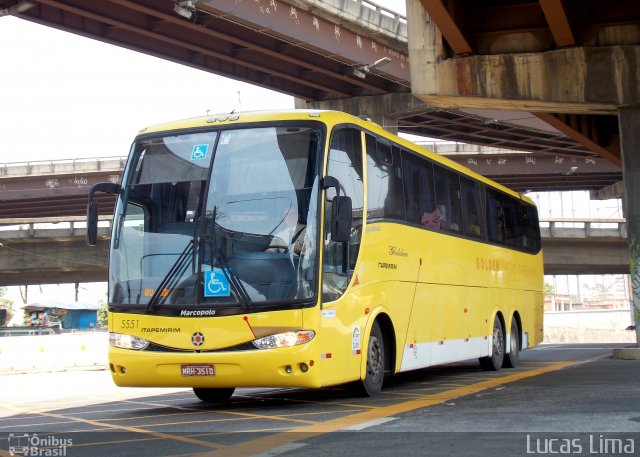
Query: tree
544,282,554,295
0,287,14,326
97,298,108,328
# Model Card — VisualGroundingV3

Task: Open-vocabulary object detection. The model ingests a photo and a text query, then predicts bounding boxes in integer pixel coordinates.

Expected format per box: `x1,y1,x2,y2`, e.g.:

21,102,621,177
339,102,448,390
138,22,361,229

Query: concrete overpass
0,215,628,286
0,143,621,221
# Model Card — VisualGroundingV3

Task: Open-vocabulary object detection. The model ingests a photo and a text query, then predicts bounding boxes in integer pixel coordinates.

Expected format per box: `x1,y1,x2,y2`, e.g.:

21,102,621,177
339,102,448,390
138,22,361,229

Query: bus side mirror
331,195,352,243
86,182,120,246
321,175,352,242
87,201,99,246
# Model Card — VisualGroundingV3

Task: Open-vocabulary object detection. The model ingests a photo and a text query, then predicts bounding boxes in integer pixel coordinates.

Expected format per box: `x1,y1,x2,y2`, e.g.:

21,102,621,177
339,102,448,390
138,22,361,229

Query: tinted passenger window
433,166,462,232
520,205,541,251
365,134,405,221
402,153,435,225
486,189,541,252
461,177,484,238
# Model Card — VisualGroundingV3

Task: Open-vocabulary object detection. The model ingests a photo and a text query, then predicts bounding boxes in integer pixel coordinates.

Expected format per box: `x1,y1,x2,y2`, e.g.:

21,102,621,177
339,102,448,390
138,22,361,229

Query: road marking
342,416,398,430
201,361,579,457
244,395,376,410
536,347,624,350
251,443,309,457
0,404,226,451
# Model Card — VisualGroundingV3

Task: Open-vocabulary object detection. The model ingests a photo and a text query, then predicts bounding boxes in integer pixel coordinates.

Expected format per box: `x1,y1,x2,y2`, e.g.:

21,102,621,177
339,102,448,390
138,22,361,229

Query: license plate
181,364,215,376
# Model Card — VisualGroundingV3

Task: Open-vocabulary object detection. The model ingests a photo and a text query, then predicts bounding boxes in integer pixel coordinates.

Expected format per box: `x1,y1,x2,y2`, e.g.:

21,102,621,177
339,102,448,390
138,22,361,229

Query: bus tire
193,387,235,403
349,321,385,397
502,317,520,368
479,317,505,371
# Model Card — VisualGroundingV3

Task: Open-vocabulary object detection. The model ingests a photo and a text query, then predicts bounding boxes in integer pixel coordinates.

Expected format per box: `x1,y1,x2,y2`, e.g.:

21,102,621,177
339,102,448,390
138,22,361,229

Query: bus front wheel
349,321,385,397
193,387,235,403
479,317,505,371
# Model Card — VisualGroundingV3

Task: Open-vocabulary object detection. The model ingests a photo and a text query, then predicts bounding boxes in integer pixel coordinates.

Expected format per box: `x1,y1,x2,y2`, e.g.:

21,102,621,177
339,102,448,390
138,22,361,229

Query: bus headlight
110,332,150,350
252,330,315,349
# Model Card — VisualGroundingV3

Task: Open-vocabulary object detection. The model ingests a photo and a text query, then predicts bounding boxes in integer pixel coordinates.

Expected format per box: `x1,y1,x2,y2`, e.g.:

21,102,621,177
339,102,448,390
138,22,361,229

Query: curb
612,346,640,360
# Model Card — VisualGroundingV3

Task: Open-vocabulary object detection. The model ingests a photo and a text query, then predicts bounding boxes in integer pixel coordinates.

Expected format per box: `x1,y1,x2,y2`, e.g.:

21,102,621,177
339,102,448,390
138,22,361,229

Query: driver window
323,127,364,302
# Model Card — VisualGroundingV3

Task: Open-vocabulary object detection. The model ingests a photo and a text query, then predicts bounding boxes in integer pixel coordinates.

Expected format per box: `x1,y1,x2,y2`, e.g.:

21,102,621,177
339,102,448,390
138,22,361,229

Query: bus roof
137,109,535,206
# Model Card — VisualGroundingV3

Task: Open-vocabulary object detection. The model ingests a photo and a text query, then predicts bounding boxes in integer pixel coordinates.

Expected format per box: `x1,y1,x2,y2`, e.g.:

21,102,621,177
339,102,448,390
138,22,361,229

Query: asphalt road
1,343,638,457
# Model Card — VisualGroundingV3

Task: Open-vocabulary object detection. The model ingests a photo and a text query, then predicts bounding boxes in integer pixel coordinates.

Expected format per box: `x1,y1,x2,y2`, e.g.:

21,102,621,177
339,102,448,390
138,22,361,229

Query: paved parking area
1,344,638,457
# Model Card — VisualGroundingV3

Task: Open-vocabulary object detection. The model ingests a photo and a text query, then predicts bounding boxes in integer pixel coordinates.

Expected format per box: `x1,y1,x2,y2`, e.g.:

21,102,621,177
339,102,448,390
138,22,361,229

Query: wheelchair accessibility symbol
191,144,209,160
204,269,230,297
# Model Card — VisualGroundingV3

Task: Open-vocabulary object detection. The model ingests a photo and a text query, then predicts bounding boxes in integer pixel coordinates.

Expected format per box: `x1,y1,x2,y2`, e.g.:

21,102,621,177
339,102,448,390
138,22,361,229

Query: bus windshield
109,124,322,311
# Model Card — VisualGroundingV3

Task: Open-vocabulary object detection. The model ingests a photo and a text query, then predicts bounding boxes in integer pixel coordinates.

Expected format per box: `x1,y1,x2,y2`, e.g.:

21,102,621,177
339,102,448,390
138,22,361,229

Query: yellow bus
87,110,543,401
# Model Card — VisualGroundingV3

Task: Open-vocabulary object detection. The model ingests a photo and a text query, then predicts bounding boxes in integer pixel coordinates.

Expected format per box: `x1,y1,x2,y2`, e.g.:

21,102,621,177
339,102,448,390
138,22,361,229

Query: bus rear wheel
193,387,235,403
502,318,520,368
349,321,385,397
479,317,505,371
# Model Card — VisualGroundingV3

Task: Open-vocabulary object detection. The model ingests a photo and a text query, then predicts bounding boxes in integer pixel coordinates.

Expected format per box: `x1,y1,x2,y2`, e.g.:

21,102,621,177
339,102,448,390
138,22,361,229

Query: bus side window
521,205,541,252
402,152,435,225
486,190,502,243
433,165,462,232
323,128,364,302
461,177,484,238
486,189,541,252
365,135,405,221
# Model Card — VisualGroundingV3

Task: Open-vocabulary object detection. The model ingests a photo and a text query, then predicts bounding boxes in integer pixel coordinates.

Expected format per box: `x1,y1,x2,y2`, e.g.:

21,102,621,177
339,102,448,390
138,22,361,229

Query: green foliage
0,287,14,325
543,282,554,295
97,300,108,328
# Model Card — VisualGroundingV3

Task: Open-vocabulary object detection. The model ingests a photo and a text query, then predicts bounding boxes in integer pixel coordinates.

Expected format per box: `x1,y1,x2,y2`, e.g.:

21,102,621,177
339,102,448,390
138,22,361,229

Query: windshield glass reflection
109,125,321,309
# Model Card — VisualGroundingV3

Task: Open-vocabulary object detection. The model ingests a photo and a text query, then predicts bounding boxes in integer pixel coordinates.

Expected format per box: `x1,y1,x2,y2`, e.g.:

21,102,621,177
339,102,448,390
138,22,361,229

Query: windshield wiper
208,206,254,312
145,239,195,312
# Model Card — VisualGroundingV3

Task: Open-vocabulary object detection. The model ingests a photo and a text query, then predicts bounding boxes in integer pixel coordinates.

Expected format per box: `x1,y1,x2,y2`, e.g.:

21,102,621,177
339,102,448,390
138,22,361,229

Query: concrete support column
618,106,640,344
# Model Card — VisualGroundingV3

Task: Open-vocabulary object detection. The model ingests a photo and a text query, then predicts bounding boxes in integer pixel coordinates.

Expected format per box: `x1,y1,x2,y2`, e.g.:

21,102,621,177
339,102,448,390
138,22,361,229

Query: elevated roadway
0,157,123,219
0,145,621,220
0,216,628,286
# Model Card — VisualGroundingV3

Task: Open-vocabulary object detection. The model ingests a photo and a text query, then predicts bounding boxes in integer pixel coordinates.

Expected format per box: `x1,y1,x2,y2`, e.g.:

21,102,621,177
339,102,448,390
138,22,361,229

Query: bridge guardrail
0,215,112,238
356,0,407,23
540,218,627,239
0,216,628,239
0,156,127,177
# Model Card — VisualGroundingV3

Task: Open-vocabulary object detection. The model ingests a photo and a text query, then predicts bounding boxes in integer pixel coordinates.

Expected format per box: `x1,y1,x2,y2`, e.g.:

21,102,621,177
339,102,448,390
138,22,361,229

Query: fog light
299,363,309,373
120,366,127,374
285,365,292,374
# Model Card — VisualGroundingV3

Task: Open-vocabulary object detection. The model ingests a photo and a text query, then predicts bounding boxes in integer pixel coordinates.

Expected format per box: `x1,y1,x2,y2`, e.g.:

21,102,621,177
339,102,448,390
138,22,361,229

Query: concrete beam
407,0,640,114
591,181,625,200
0,236,108,287
410,46,640,114
417,0,472,55
297,92,429,134
542,238,629,275
539,0,575,48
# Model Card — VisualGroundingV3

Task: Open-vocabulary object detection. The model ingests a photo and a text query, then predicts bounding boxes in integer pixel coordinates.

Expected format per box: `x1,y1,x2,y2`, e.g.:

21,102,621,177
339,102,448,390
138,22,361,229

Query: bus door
318,127,364,384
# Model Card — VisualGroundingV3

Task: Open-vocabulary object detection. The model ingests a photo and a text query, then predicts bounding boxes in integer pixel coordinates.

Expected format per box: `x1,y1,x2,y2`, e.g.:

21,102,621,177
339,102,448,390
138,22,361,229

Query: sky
0,0,407,164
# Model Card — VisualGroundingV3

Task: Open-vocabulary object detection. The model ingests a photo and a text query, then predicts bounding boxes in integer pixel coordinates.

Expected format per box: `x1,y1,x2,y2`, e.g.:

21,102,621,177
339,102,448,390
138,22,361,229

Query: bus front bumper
108,343,322,389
